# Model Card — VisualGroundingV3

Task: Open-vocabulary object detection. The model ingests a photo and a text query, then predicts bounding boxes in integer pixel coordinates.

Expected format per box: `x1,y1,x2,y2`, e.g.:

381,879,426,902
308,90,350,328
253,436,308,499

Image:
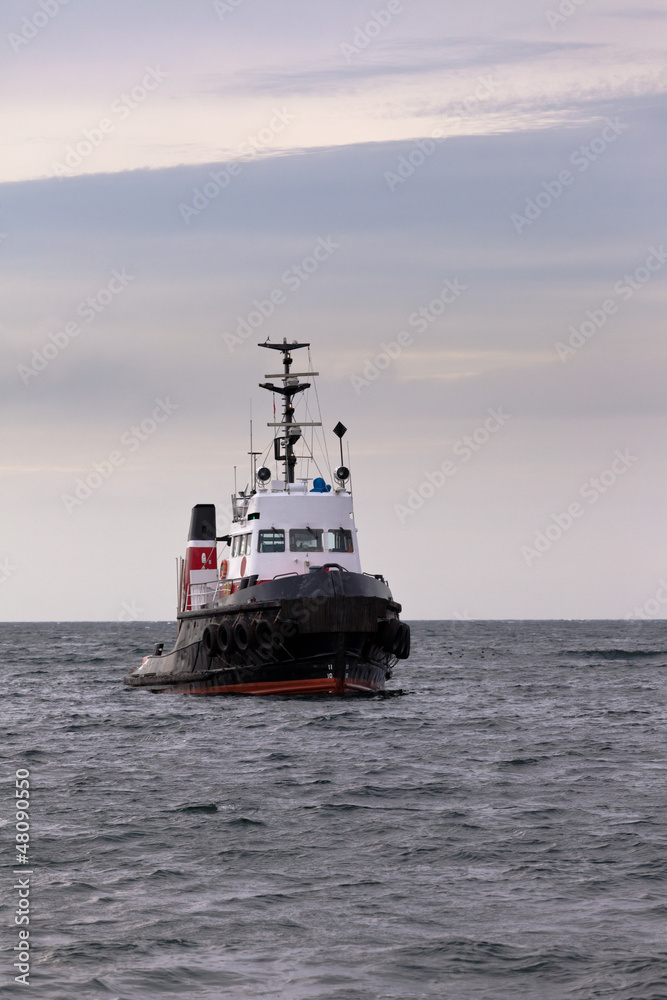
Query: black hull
124,568,408,696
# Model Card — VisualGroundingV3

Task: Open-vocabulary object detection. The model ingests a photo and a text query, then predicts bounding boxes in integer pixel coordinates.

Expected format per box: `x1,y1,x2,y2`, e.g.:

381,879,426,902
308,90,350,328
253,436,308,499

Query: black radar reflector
333,423,348,470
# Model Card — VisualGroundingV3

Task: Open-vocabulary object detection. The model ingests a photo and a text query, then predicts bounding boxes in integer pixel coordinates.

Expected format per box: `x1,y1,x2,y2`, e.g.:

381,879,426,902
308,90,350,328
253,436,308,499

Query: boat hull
124,658,388,696
124,569,406,697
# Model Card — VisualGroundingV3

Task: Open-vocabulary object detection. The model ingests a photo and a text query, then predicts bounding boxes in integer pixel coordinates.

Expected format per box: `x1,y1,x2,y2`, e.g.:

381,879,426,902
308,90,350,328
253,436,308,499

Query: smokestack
182,504,217,610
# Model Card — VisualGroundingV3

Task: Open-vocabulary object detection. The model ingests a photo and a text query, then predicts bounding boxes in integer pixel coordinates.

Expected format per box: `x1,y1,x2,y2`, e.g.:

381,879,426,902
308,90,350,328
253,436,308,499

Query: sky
1,0,667,621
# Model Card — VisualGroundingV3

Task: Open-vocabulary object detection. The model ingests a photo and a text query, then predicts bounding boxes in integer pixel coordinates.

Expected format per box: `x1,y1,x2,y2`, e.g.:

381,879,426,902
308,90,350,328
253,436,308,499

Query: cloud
206,36,601,97
2,97,665,437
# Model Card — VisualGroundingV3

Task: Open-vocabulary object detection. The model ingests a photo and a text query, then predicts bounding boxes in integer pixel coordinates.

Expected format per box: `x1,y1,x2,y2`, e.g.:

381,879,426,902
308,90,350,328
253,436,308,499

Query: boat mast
248,412,262,493
259,339,318,484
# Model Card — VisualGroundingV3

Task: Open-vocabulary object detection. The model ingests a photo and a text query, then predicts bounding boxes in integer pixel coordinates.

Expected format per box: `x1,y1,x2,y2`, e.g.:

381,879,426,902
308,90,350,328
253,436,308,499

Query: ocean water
2,620,666,1000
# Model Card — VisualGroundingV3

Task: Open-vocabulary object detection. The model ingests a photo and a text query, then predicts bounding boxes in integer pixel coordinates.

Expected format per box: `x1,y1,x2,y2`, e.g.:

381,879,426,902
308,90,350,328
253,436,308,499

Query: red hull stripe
184,677,381,696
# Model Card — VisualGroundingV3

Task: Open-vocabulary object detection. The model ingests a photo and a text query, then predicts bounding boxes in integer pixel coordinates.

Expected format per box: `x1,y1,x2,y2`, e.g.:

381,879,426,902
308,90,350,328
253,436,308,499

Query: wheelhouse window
258,529,285,553
289,528,323,552
327,528,354,553
232,533,252,557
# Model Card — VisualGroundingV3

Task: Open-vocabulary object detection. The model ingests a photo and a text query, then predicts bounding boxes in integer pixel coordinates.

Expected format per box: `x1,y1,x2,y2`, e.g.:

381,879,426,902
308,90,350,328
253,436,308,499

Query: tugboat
124,340,410,695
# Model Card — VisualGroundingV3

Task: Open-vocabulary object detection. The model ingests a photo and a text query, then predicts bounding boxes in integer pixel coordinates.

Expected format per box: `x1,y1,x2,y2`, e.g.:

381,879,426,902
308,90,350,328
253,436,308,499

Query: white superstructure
224,486,361,583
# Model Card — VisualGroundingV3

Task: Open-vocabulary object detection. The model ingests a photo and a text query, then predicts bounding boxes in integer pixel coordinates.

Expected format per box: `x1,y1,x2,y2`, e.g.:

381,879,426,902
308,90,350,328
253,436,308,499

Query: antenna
258,338,321,483
248,408,262,488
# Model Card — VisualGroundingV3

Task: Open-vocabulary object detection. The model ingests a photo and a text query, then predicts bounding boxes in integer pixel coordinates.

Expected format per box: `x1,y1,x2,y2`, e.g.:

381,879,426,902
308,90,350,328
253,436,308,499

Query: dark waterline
2,620,666,999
